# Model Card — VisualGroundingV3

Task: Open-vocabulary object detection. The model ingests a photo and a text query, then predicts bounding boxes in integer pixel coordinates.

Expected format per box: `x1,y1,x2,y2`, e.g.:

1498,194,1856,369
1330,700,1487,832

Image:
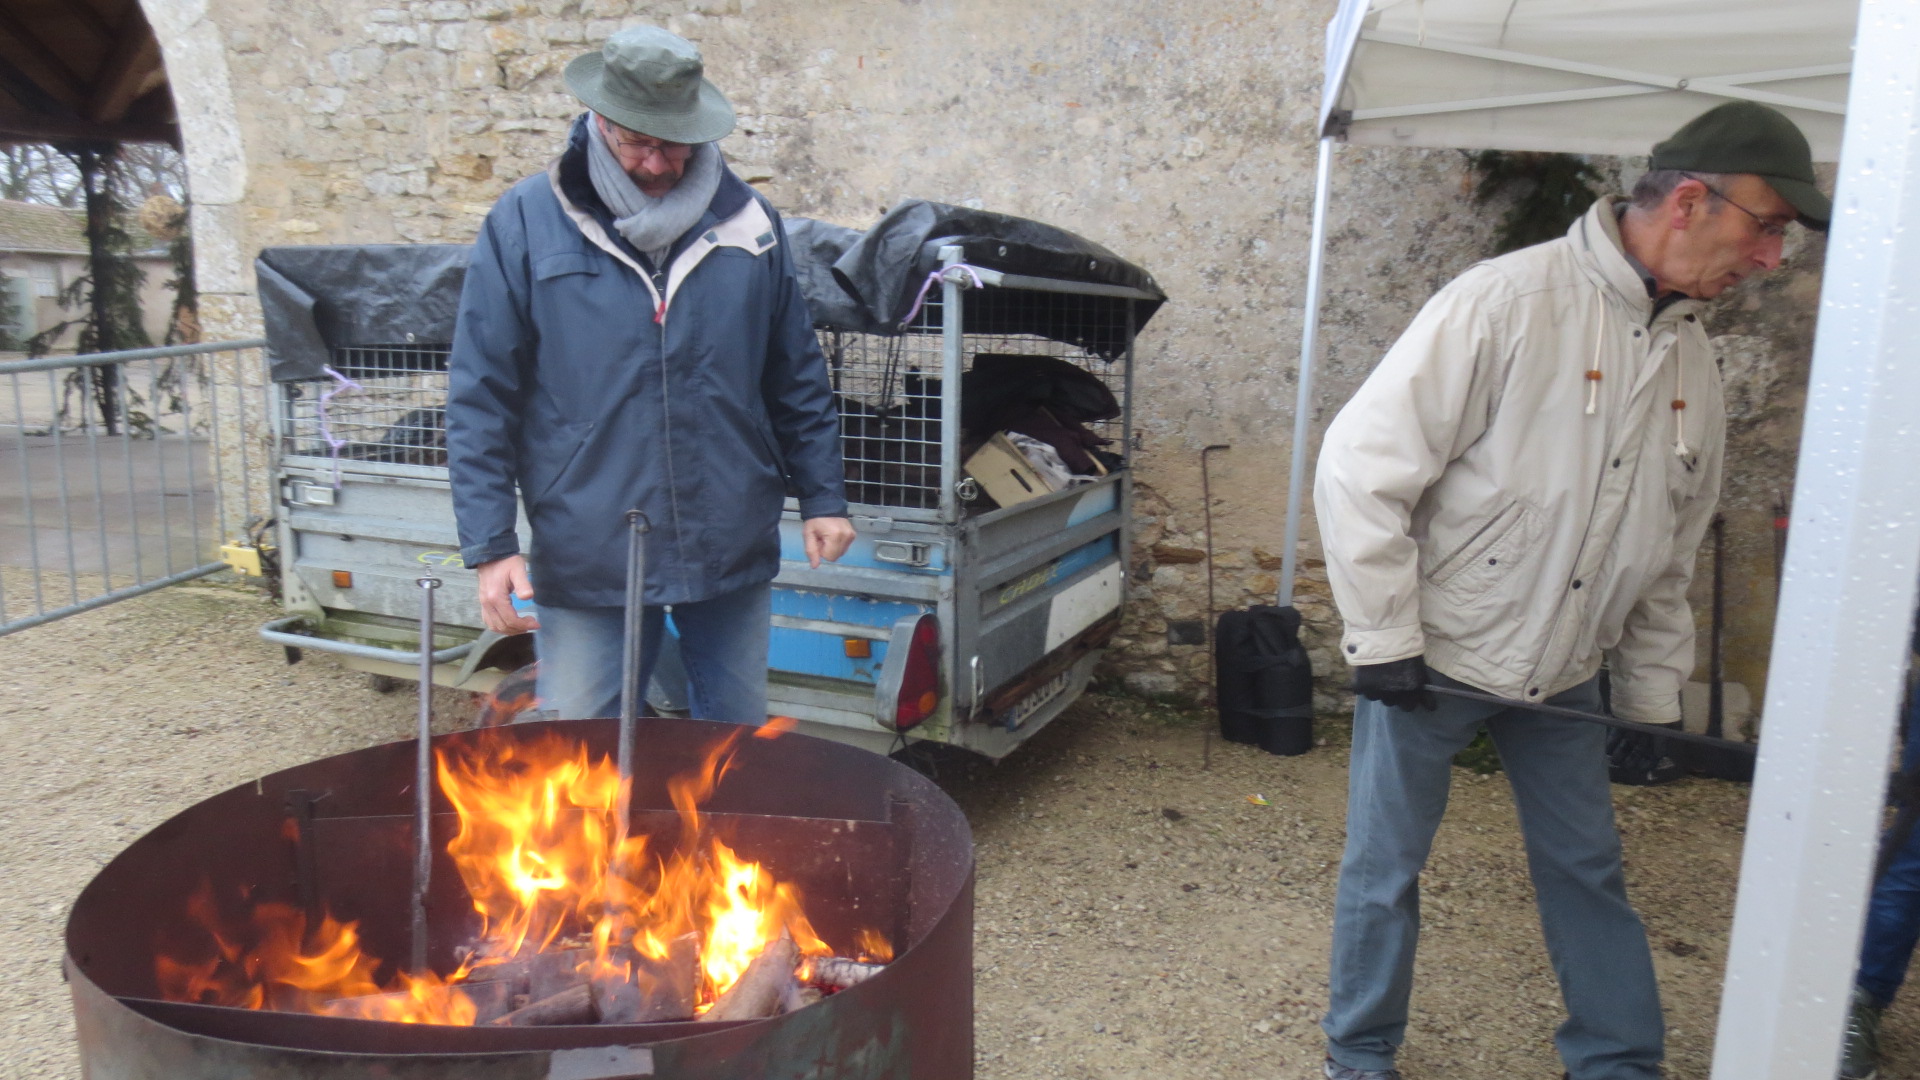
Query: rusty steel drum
66,717,973,1079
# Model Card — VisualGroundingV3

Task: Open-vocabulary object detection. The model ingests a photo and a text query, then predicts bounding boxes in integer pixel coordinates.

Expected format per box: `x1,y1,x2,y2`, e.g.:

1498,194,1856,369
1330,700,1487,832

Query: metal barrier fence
0,339,269,636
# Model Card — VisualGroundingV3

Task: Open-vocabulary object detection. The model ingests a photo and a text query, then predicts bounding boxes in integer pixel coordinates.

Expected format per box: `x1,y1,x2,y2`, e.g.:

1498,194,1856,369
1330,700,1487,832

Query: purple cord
318,365,362,489
899,264,985,329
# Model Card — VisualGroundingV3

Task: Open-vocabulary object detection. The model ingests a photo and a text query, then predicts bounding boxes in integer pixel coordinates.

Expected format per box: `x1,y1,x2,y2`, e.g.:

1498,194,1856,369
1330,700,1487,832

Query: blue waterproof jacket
447,116,847,608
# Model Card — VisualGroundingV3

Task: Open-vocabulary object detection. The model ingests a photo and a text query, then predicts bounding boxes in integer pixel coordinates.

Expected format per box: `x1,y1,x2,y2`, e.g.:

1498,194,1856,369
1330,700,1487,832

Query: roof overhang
0,0,176,147
1320,0,1854,161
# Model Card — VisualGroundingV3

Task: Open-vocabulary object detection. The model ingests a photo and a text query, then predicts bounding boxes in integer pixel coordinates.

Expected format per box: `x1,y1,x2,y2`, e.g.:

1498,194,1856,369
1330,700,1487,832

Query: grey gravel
1,579,1912,1078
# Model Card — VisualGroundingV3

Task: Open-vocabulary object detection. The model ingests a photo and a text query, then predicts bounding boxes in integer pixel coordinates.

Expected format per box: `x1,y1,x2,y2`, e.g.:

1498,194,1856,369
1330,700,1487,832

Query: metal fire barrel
66,717,974,1079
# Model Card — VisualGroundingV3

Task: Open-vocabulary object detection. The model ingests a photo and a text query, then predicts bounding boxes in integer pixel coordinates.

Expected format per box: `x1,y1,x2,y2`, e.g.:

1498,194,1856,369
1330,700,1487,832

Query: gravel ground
1,578,1913,1078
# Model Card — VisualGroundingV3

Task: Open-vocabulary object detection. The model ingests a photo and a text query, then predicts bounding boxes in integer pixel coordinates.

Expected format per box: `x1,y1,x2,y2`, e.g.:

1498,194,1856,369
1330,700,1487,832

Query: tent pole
1711,2,1920,1076
1278,137,1334,609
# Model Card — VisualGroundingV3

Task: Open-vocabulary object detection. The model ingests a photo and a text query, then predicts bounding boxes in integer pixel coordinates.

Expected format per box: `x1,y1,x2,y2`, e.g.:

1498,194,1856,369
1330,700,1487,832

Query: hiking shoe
1324,1059,1403,1080
1607,725,1685,786
1840,986,1883,1080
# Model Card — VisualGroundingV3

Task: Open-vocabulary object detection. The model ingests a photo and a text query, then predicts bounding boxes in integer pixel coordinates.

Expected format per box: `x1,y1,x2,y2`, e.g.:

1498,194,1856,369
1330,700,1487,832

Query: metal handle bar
1425,684,1758,756
259,615,475,665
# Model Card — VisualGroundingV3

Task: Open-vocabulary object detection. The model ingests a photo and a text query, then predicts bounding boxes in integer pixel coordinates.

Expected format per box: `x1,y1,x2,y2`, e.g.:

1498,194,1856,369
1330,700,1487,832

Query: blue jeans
532,580,772,725
1323,672,1664,1079
1856,684,1920,1008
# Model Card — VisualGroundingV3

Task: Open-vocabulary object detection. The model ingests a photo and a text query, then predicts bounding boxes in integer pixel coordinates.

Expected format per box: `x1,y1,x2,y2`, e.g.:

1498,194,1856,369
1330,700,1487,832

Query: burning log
527,946,591,1002
591,933,699,1024
489,982,594,1027
699,932,800,1023
805,957,885,992
320,979,516,1025
779,979,822,1015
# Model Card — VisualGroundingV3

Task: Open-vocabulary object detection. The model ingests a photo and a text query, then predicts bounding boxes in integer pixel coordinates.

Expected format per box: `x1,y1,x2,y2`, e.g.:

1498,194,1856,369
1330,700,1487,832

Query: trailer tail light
876,614,941,731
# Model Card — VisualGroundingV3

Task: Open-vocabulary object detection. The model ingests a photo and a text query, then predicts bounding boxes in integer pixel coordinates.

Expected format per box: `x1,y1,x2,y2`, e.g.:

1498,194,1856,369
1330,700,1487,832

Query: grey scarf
585,114,722,266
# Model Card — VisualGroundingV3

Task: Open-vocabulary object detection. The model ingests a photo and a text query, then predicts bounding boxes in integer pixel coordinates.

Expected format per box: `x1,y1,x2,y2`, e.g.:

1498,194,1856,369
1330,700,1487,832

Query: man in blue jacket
447,25,854,724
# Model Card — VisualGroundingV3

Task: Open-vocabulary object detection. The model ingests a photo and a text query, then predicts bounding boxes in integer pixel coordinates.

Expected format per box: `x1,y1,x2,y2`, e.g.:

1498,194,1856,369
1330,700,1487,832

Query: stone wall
143,0,1824,720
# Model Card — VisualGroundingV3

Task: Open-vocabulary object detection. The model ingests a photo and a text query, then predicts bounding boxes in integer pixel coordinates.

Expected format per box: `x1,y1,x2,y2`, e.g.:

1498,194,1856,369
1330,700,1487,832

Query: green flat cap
1652,101,1830,229
564,25,735,144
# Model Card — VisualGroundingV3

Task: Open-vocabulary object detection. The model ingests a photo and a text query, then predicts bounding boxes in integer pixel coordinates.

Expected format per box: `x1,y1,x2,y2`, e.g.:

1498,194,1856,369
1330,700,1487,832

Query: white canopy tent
1289,2,1920,1076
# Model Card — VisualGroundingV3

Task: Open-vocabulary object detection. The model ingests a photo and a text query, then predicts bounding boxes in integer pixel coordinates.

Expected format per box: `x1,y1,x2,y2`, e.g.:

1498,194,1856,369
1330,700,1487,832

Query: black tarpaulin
789,199,1166,358
256,245,470,382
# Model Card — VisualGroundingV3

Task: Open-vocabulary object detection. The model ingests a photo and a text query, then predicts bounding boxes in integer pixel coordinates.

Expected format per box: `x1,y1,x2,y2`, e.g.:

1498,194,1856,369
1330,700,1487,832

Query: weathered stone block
437,152,495,180
503,53,556,89
1149,565,1187,589
371,22,422,45
1123,672,1179,699
428,0,472,20
1166,620,1206,646
485,24,531,53
1150,544,1205,565
1252,547,1286,571
454,51,504,88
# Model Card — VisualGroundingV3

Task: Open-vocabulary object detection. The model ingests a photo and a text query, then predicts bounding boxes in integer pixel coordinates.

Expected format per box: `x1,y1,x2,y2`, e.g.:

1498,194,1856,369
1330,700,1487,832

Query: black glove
1351,656,1437,712
1605,722,1685,786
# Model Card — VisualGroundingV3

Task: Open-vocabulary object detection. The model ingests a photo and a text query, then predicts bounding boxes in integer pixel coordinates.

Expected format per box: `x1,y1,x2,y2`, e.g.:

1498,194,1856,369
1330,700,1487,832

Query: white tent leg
1712,2,1920,1076
1279,137,1334,609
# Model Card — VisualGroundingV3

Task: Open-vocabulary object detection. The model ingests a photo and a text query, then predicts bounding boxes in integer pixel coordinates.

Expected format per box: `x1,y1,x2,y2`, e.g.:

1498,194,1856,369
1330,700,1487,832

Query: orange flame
155,727,883,1024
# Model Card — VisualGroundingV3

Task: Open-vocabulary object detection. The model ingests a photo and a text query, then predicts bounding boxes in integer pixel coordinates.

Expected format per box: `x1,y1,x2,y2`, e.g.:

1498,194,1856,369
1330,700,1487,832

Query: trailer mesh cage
277,345,451,470
276,288,1133,514
826,288,1131,511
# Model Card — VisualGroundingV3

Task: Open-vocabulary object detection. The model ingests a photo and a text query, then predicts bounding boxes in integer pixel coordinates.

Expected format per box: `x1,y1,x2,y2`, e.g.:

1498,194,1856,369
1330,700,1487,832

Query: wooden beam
62,0,119,49
0,54,82,122
88,22,162,124
0,7,91,108
0,111,175,145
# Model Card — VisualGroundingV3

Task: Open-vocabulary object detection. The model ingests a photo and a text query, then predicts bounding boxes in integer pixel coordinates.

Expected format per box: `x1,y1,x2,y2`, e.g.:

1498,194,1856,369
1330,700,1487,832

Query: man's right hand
477,554,539,635
1351,656,1437,712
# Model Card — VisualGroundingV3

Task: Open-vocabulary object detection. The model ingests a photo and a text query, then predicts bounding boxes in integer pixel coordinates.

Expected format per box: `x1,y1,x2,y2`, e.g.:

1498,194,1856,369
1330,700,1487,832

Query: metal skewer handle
411,572,442,973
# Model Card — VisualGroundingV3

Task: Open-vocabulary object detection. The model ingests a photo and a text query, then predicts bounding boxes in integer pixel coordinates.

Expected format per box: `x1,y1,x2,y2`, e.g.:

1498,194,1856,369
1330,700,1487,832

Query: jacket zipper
652,261,689,596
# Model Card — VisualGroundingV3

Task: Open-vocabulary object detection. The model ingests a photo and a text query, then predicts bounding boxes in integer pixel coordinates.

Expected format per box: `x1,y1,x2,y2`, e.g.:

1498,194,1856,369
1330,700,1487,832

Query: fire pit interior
66,717,973,1078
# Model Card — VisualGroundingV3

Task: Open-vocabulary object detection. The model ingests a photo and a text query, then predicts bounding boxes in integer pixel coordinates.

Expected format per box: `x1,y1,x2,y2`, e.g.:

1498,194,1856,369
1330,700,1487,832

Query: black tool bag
1215,605,1314,756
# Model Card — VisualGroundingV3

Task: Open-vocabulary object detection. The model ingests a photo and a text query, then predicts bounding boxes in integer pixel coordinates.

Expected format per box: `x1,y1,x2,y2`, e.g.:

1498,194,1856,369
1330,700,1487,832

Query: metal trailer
258,232,1159,760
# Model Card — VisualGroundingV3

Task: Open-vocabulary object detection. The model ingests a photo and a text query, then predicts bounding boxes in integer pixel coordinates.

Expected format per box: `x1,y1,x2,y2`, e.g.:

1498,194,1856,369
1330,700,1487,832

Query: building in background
0,197,174,351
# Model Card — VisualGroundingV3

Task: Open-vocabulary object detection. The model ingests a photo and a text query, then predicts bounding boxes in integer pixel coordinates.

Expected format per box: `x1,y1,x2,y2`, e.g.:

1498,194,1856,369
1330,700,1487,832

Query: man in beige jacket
1314,102,1829,1080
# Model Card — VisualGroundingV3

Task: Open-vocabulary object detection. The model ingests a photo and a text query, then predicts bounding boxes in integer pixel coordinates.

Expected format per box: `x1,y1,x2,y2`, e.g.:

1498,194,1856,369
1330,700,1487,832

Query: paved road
0,429,220,621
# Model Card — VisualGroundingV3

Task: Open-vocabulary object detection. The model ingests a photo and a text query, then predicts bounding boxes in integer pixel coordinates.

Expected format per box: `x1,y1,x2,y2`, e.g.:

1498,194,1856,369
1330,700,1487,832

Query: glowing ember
155,725,882,1024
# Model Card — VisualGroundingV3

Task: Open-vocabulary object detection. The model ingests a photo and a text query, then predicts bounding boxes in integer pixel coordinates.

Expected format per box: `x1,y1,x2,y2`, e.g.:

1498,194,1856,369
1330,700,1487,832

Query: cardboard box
964,432,1056,507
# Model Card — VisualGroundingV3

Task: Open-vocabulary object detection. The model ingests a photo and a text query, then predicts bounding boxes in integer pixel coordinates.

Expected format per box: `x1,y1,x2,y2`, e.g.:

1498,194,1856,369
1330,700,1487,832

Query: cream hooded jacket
1314,198,1723,724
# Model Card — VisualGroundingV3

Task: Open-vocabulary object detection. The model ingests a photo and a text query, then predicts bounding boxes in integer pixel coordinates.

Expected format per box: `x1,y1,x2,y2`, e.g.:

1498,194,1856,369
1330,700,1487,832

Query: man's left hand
802,516,856,568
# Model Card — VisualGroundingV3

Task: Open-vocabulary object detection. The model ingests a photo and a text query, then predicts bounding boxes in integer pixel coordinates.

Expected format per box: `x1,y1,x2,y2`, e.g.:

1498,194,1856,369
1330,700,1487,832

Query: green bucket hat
1651,101,1830,229
563,25,735,144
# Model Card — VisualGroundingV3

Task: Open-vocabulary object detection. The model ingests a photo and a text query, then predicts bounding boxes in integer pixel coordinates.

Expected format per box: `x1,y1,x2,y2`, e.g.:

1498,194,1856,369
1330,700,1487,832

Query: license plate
1002,667,1076,730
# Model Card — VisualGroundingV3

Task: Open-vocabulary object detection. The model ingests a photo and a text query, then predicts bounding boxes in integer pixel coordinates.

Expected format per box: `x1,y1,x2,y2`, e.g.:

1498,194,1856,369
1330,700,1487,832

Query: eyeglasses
1681,173,1791,239
609,132,691,162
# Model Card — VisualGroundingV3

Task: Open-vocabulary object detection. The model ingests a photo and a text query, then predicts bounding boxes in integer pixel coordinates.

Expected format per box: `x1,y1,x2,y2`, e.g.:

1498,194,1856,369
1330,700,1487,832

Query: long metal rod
0,560,225,637
0,338,266,376
613,510,650,903
47,368,79,607
11,371,43,614
1713,4,1920,1074
83,377,110,587
147,360,176,574
1201,443,1231,771
937,244,965,526
1423,684,1756,755
411,573,441,975
1708,515,1726,740
1279,138,1335,608
114,366,142,584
